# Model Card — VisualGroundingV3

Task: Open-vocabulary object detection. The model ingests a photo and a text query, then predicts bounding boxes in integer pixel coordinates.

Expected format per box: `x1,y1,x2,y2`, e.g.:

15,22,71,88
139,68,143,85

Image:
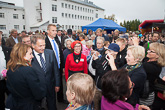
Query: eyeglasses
147,50,156,53
130,82,135,89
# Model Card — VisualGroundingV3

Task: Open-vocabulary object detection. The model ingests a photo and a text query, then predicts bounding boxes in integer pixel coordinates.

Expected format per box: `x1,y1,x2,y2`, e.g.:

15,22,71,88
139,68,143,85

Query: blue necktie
38,53,46,73
52,39,60,68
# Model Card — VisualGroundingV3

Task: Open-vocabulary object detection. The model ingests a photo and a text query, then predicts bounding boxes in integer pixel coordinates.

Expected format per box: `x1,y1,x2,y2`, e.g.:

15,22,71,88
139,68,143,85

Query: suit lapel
32,52,45,73
45,36,53,50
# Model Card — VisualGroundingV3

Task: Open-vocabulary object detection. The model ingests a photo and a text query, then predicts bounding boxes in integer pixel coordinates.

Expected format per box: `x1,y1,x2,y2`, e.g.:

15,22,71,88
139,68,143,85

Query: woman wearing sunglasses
101,69,150,110
140,42,165,109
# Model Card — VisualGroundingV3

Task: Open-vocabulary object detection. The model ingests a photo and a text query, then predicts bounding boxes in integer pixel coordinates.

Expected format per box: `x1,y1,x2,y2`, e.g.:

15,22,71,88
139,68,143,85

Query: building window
83,8,84,11
62,13,64,17
23,25,25,30
22,15,24,19
69,14,71,18
52,17,57,23
52,5,57,11
61,3,64,8
65,25,68,29
72,5,74,10
65,13,67,18
14,9,17,11
92,17,93,21
80,16,82,19
13,14,18,19
75,6,76,10
75,15,77,19
72,25,74,29
78,15,79,19
14,25,19,30
65,4,67,8
96,13,98,18
0,13,4,18
83,16,84,20
88,9,89,13
72,14,74,18
88,17,89,20
78,6,79,11
0,25,6,30
68,4,70,9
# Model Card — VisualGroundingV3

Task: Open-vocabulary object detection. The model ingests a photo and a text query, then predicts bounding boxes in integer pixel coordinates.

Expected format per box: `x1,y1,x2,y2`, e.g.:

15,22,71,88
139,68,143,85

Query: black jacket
123,65,147,106
6,66,46,110
115,46,127,68
92,54,111,90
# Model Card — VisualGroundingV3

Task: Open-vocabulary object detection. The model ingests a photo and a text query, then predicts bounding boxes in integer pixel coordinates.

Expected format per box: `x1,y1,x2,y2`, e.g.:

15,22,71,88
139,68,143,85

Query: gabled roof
70,0,104,10
31,20,49,28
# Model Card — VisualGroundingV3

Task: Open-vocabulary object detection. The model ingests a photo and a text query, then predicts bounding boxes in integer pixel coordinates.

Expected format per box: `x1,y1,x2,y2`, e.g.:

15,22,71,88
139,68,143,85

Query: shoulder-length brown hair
7,43,32,72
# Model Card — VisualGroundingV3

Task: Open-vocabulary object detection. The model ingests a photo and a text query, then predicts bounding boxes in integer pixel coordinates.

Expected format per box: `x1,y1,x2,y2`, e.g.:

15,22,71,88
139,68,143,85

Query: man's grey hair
97,36,105,43
30,34,45,45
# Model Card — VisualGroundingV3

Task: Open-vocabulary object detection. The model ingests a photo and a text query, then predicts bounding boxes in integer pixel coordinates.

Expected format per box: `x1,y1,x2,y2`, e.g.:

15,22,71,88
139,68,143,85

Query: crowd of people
0,25,165,110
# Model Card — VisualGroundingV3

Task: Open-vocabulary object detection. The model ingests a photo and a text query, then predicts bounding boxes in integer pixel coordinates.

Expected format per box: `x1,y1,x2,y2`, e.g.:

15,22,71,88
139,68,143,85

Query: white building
24,0,104,32
0,1,25,37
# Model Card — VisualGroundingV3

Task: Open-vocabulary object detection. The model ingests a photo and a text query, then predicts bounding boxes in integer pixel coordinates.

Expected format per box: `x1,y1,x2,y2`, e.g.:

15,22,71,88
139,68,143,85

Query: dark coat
123,65,147,106
115,46,127,68
45,35,64,69
31,49,60,110
2,45,12,63
6,66,46,110
143,61,162,93
92,54,111,90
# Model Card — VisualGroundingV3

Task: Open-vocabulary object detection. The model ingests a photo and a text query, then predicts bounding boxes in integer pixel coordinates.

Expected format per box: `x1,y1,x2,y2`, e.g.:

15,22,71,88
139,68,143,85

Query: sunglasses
148,50,156,53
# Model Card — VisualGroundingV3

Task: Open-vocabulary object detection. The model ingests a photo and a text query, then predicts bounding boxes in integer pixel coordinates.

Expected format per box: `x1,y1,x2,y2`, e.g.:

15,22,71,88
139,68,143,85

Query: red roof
139,19,164,29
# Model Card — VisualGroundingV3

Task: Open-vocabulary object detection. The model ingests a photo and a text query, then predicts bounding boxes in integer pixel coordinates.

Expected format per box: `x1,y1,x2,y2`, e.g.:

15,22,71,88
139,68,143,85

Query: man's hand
55,87,60,92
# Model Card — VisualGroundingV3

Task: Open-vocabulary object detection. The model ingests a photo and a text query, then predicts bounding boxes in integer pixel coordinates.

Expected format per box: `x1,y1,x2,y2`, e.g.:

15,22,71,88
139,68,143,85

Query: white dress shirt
33,50,46,68
48,36,60,63
57,36,61,43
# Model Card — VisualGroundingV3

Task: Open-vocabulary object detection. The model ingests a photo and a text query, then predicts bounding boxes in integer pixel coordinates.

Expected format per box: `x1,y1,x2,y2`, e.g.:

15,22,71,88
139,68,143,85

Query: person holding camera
92,43,120,110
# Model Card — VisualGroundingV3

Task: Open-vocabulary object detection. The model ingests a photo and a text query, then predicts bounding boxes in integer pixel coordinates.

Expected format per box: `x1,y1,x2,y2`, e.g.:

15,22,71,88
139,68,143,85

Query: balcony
36,6,42,12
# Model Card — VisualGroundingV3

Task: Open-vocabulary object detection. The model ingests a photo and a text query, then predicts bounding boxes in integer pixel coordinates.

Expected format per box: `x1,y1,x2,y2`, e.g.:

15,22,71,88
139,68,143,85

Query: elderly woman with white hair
63,38,74,64
123,45,147,107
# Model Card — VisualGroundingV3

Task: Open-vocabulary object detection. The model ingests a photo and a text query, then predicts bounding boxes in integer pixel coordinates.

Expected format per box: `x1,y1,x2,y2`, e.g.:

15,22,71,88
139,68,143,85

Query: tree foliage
120,19,142,31
104,14,117,23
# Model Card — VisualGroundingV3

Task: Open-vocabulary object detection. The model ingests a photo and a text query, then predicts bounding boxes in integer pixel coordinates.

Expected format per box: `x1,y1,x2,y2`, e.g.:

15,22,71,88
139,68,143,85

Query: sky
1,0,165,24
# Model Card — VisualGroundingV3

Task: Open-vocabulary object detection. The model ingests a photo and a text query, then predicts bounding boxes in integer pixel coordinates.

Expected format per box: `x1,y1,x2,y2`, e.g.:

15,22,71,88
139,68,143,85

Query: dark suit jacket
5,36,22,47
31,49,60,110
6,66,46,110
45,35,64,69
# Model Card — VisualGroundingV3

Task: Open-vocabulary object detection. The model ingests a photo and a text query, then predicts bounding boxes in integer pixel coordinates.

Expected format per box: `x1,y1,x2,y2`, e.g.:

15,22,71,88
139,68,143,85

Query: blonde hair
96,28,102,33
67,73,96,105
47,24,56,30
150,42,165,66
97,36,105,43
127,45,145,62
7,43,32,72
116,38,126,45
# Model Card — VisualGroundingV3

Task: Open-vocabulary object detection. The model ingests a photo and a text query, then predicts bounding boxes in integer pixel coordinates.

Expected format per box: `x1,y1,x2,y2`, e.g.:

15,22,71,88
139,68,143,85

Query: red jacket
65,53,88,81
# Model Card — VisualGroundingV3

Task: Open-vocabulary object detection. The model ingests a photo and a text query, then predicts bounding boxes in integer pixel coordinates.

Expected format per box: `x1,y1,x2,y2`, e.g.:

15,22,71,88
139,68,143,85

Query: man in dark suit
31,34,60,110
45,24,65,103
5,29,22,48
